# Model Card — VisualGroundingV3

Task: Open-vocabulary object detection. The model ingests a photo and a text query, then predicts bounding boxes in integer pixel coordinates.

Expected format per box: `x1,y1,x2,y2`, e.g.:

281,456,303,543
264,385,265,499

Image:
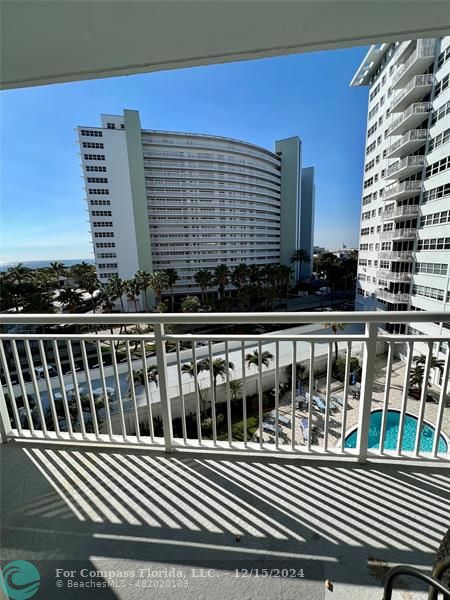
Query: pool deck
256,356,450,453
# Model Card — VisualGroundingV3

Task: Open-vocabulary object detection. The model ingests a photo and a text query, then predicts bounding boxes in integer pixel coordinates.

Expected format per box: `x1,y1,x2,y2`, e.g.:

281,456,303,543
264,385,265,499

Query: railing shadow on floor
1,440,449,596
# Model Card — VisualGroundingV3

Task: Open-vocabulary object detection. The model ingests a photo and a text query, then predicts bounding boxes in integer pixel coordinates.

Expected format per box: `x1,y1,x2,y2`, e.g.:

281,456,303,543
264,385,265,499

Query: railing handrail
1,311,449,325
388,103,432,134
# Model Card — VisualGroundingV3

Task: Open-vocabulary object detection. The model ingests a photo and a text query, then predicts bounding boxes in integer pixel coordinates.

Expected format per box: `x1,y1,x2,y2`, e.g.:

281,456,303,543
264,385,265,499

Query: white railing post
153,323,173,453
0,385,12,443
356,321,378,463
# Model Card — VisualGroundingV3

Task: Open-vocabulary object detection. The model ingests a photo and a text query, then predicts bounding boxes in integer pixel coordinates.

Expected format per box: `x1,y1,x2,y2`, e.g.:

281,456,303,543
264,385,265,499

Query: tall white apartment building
351,37,450,355
77,110,315,297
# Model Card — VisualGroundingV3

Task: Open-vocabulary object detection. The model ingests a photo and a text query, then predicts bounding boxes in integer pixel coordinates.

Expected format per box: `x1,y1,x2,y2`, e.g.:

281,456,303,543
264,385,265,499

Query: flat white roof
350,44,388,87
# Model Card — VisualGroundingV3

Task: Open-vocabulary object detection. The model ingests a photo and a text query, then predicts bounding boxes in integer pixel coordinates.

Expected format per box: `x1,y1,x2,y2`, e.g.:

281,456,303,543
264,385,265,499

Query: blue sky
0,46,368,264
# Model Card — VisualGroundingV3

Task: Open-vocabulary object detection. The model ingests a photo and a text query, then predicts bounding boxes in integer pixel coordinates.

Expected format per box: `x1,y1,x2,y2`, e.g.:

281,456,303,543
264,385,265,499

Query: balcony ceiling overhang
2,0,450,90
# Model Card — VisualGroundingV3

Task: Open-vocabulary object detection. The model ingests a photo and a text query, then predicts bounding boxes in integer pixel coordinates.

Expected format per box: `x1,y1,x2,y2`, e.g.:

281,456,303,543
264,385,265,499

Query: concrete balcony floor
1,442,449,599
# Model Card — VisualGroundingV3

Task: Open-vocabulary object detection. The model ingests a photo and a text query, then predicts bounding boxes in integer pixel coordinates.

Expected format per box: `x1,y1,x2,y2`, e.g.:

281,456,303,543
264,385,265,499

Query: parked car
35,365,57,380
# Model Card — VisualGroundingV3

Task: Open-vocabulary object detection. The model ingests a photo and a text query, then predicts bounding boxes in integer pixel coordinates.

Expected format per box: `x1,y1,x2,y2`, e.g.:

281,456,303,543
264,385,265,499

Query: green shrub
335,356,360,382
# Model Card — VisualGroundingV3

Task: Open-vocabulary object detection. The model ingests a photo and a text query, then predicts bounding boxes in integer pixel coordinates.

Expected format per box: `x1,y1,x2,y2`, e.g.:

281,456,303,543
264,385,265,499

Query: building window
435,73,449,98
107,123,116,129
412,284,448,302
88,188,109,195
428,128,450,152
415,262,448,276
420,210,450,227
91,210,112,217
92,221,113,227
85,165,107,172
431,100,450,126
84,154,105,161
80,129,103,137
425,156,450,178
82,142,104,149
417,237,450,250
422,183,450,204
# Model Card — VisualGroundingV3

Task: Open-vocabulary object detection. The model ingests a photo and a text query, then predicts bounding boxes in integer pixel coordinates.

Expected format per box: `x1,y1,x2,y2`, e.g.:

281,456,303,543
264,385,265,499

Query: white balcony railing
392,40,436,88
376,270,412,282
381,205,419,220
385,156,425,179
386,130,428,158
0,312,449,462
384,180,423,200
376,290,410,303
378,250,414,261
390,75,435,112
387,103,432,136
379,228,417,240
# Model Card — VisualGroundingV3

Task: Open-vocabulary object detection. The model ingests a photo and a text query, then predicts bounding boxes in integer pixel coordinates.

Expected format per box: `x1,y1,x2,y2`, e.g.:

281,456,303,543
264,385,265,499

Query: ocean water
0,259,94,272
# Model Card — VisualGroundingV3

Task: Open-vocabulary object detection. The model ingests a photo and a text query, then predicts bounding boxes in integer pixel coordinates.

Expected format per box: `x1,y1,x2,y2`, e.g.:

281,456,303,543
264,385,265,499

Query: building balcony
381,205,419,220
391,40,437,89
379,228,417,241
384,180,422,201
376,270,412,282
376,290,410,303
387,103,432,137
378,250,414,261
390,74,435,113
1,312,449,598
386,129,428,159
385,156,425,180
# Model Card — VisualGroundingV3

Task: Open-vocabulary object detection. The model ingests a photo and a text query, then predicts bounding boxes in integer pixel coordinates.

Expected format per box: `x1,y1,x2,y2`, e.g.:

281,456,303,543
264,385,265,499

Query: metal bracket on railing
383,561,450,600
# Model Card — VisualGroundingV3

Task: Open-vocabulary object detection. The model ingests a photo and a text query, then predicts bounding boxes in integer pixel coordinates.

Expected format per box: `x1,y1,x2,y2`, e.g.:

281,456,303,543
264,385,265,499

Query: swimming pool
344,409,448,453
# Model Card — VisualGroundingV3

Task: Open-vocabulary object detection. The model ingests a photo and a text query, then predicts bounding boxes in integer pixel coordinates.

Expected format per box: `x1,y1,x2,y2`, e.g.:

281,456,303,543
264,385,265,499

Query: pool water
344,409,448,453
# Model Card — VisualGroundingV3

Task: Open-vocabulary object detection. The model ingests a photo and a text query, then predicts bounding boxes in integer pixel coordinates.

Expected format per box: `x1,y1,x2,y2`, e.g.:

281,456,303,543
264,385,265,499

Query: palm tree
182,361,207,415
129,367,159,389
48,261,66,289
70,262,96,287
245,350,273,412
124,277,141,312
181,295,201,313
7,263,31,286
229,379,243,402
278,264,292,304
194,269,213,304
134,270,152,311
290,249,310,282
197,357,234,401
78,272,99,312
231,264,249,289
409,364,426,393
324,322,346,365
59,288,83,312
97,287,114,313
248,264,262,287
164,269,179,312
410,354,445,393
246,349,274,370
148,271,169,306
214,264,230,300
105,275,126,312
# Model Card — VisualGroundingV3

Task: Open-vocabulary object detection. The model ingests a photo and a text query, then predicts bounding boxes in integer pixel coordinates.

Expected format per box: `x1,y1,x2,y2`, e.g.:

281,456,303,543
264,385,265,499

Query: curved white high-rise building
78,110,315,298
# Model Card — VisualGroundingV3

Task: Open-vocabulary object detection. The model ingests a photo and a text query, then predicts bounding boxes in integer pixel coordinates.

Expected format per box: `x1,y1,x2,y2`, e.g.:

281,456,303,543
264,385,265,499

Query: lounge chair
312,395,326,412
278,414,291,428
262,422,281,435
331,395,343,406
